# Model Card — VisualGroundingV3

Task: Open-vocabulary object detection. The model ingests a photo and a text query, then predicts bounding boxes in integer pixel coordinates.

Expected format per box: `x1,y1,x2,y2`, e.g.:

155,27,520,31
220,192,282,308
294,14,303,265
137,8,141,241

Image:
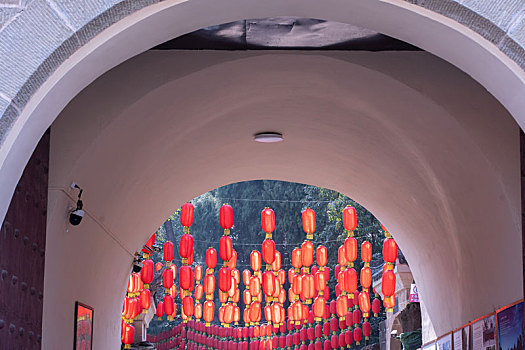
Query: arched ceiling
45,50,521,348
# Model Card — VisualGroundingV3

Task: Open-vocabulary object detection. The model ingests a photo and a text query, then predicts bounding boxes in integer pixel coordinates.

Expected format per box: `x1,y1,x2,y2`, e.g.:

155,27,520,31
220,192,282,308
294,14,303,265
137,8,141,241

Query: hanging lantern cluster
180,202,195,322
204,246,217,326
218,204,239,327
124,202,397,348
260,208,285,328
381,224,397,313
247,249,262,325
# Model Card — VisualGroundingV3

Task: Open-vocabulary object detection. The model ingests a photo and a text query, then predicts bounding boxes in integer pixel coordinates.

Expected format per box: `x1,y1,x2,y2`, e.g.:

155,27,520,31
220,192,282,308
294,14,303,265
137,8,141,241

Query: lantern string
189,238,345,246
212,197,336,203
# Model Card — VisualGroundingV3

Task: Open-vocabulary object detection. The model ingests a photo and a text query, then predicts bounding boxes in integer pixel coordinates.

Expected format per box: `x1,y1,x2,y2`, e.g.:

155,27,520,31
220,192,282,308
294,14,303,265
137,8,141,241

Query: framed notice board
74,301,94,350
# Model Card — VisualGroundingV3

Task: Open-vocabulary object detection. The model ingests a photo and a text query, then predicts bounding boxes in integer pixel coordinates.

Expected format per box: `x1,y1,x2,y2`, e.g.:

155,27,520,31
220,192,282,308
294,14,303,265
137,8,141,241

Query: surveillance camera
69,189,84,226
69,208,84,226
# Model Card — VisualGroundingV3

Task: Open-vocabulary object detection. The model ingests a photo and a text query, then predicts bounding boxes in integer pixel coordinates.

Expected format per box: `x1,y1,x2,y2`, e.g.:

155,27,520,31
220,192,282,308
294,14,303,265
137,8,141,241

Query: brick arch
0,0,523,149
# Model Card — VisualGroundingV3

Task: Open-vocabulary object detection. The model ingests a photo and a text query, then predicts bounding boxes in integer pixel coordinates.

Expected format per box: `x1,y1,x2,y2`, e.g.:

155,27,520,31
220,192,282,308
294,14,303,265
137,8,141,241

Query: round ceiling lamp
253,132,283,143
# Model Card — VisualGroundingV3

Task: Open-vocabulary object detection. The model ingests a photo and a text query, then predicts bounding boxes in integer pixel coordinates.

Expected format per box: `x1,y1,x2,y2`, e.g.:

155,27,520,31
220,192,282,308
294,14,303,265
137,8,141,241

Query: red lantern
179,234,194,259
140,259,154,288
372,298,381,316
292,274,302,296
169,264,177,280
156,301,164,319
271,303,284,325
344,268,357,294
163,241,174,264
271,251,281,272
292,301,304,324
243,269,251,286
251,251,262,273
316,245,327,268
194,302,202,320
183,296,195,317
344,237,357,266
261,208,275,234
164,295,174,320
140,289,151,311
301,241,314,268
121,323,135,348
339,333,346,348
383,238,397,264
278,288,286,304
204,274,215,299
352,309,361,325
331,334,339,349
338,246,347,267
220,236,233,262
302,208,316,239
292,248,302,272
262,240,276,265
361,241,372,265
218,267,232,292
301,274,315,304
342,206,357,233
206,247,217,271
384,294,396,311
250,276,261,297
229,250,238,269
314,271,326,293
155,262,163,272
220,204,234,230
243,290,252,305
345,330,353,347
180,265,194,291
250,302,262,323
336,295,348,319
381,270,396,297
363,321,371,340
353,327,362,345
358,292,371,318
262,271,277,297
162,269,174,291
180,202,194,229
313,297,325,322
360,267,372,290
194,265,203,283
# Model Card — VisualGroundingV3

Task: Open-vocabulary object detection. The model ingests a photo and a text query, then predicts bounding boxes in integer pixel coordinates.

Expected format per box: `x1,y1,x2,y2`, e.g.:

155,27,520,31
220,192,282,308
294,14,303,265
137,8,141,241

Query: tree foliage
146,180,392,347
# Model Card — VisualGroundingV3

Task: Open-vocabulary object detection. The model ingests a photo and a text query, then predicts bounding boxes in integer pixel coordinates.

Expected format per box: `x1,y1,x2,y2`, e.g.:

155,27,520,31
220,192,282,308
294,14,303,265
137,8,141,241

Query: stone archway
40,50,521,348
0,1,523,349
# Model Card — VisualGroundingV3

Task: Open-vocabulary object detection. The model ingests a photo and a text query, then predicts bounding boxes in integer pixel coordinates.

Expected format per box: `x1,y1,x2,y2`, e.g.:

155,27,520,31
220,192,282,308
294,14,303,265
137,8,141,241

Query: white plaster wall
44,50,522,349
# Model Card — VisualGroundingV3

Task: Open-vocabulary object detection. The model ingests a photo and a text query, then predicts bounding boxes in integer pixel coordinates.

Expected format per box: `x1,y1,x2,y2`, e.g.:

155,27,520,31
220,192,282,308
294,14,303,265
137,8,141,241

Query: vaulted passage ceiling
154,17,420,51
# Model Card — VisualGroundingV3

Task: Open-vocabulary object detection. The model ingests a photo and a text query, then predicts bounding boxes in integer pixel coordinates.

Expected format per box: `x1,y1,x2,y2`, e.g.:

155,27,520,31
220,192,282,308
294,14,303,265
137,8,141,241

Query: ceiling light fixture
254,132,283,143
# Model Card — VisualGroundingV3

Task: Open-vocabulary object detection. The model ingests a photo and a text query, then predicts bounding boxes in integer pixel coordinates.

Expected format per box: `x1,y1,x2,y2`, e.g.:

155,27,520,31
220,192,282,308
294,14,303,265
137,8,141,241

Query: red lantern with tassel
163,241,174,264
220,204,234,232
206,247,217,271
220,236,233,262
342,206,357,234
140,259,154,288
361,241,372,266
262,240,276,265
121,322,135,349
316,245,327,269
302,208,316,240
180,202,194,231
218,267,232,293
261,208,275,237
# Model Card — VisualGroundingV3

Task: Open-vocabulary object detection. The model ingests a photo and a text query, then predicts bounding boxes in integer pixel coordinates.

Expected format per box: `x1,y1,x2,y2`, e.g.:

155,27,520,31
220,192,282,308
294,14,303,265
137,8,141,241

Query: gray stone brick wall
0,0,523,148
